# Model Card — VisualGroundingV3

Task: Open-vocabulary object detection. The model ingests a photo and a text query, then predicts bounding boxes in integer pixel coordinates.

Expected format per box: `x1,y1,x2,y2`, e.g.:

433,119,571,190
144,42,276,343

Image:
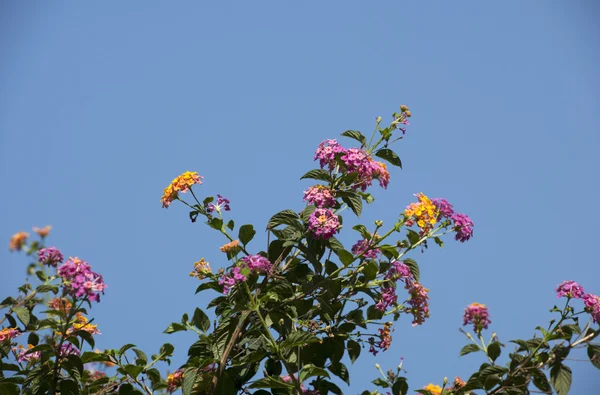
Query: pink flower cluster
432,198,454,218
206,194,231,213
240,255,273,274
59,342,80,358
15,345,41,363
452,213,474,242
303,185,336,208
313,140,390,191
57,257,107,303
405,282,430,326
38,247,64,267
351,238,380,259
218,266,246,295
376,287,397,312
463,302,491,333
555,281,600,323
0,327,20,342
307,208,339,240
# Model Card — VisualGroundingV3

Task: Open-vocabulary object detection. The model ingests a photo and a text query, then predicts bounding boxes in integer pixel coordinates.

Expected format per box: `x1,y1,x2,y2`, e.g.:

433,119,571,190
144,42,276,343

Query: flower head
218,266,246,295
555,280,585,299
9,231,29,252
206,195,231,213
404,193,439,234
67,312,101,336
368,322,393,356
48,298,72,315
220,240,240,254
583,293,600,323
406,282,430,326
240,255,273,274
463,302,491,333
452,377,466,391
14,344,41,363
189,258,212,280
58,257,107,303
386,261,412,282
307,208,339,240
38,247,64,267
351,238,380,260
372,161,390,189
59,342,80,358
423,384,442,395
432,198,454,218
160,171,203,208
376,287,397,312
314,139,347,170
167,369,184,393
0,327,20,342
33,225,52,238
452,213,474,242
303,185,336,208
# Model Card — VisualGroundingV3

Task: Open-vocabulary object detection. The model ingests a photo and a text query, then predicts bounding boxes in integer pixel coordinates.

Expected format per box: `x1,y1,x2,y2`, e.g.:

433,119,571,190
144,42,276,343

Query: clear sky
1,1,599,393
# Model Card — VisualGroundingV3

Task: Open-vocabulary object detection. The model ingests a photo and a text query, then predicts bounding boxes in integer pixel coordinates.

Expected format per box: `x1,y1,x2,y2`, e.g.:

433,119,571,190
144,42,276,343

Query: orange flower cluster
404,193,439,234
8,231,29,252
48,298,73,315
160,171,203,208
33,225,52,237
189,258,212,280
220,240,240,253
167,369,184,393
0,327,20,342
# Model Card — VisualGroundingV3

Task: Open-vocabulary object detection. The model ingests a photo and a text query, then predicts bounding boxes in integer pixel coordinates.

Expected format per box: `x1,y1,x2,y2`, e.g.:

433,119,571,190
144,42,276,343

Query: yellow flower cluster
160,171,203,208
423,383,442,395
404,193,439,233
189,258,212,280
67,312,100,335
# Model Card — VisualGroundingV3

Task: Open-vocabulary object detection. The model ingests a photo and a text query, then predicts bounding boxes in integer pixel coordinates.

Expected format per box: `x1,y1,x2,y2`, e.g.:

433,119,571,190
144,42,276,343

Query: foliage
2,106,598,394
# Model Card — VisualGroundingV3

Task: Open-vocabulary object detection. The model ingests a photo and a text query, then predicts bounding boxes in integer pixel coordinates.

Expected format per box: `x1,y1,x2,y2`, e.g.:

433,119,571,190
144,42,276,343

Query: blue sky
1,1,599,393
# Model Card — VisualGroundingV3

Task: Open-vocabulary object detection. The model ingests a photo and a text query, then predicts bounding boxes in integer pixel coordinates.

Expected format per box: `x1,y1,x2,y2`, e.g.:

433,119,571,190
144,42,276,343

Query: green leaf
133,348,147,364
35,270,47,282
362,260,379,280
341,130,367,146
375,148,402,167
267,210,303,232
550,363,572,395
347,340,360,363
392,378,408,395
119,344,136,355
227,219,235,231
164,322,187,334
334,248,354,267
339,191,363,217
0,382,20,395
124,364,144,379
118,383,145,395
280,331,321,350
28,332,39,346
193,308,211,332
371,378,390,388
402,258,420,282
300,169,333,183
36,284,59,294
299,364,330,381
531,368,552,393
249,376,295,389
159,343,174,357
328,361,349,385
208,217,224,231
588,344,600,369
181,367,198,395
13,307,30,327
459,344,480,356
487,341,501,362
59,379,79,395
81,351,113,364
239,224,256,246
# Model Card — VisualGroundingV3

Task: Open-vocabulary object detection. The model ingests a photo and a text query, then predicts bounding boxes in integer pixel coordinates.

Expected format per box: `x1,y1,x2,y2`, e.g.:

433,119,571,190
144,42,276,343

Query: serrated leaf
133,348,147,364
347,340,360,363
550,363,572,395
460,343,481,356
249,376,295,389
375,148,402,167
239,224,256,246
334,248,354,267
339,191,363,217
192,308,211,332
487,341,501,362
124,364,144,379
164,322,187,334
532,368,552,393
267,210,303,232
299,364,330,381
36,284,59,294
13,307,30,327
372,378,389,388
588,344,600,369
341,130,367,146
119,344,136,355
181,367,198,395
328,361,349,385
402,258,420,282
300,169,333,183
280,331,320,350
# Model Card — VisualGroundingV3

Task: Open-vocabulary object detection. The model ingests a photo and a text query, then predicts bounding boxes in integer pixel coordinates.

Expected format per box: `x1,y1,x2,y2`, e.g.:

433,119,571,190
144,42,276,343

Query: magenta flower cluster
206,194,231,213
555,280,585,299
16,347,41,363
375,261,413,312
463,303,491,333
313,140,390,191
59,342,80,358
38,247,64,267
452,213,474,242
303,185,336,208
218,266,246,295
307,208,339,240
555,280,600,323
375,287,397,312
240,254,273,274
432,198,454,218
57,258,107,303
351,238,380,259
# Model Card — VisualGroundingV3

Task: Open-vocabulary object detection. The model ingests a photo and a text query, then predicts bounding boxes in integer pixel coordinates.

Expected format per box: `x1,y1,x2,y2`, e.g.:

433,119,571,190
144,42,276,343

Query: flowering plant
2,106,598,395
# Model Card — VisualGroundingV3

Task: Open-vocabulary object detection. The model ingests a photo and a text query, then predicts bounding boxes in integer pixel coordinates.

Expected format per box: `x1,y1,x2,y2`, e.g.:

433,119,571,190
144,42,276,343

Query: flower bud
375,220,384,227
376,116,382,124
